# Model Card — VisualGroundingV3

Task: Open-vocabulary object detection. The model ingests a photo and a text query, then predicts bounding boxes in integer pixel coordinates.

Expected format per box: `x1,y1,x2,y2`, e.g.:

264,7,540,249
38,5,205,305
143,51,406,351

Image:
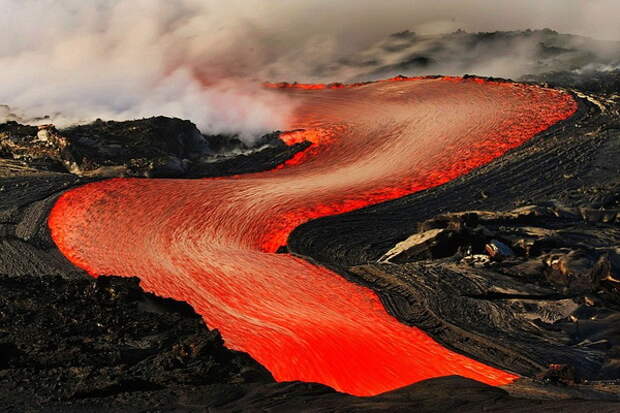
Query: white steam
1,0,619,141
0,0,297,142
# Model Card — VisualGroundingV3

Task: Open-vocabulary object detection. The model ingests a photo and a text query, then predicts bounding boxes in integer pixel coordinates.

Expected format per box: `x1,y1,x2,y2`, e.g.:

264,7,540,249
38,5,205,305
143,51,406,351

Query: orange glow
279,128,335,145
49,77,576,396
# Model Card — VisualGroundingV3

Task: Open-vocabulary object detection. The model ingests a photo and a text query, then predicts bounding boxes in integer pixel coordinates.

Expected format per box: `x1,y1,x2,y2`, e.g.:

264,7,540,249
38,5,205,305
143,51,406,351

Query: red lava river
49,77,577,396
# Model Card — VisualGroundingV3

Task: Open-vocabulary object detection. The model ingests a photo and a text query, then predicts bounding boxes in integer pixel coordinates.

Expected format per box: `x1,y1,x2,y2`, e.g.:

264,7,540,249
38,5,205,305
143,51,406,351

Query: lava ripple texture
49,77,577,396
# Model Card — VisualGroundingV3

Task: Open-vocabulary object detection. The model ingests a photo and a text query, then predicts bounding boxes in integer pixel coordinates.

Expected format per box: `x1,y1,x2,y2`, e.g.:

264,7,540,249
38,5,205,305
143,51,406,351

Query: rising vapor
0,0,618,141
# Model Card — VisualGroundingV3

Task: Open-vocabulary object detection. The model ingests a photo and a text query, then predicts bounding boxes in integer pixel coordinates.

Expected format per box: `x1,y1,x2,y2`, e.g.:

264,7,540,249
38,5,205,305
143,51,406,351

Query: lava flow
49,77,577,396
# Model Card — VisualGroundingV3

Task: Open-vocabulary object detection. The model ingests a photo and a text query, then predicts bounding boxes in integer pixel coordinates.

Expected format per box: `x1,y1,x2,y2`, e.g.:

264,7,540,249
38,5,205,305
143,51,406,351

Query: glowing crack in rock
49,77,576,396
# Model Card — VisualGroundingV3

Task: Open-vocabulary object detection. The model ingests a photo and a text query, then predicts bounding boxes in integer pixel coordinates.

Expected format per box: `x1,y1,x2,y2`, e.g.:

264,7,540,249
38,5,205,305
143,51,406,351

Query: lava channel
49,77,577,396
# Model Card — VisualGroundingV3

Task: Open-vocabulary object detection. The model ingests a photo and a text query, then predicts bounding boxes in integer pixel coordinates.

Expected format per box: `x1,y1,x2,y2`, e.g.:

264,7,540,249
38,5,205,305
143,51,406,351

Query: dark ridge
351,29,620,82
0,116,309,178
522,69,620,94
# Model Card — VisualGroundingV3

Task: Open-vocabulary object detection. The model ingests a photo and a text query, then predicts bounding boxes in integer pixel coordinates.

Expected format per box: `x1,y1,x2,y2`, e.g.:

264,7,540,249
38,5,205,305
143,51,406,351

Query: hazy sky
0,0,618,138
246,0,620,44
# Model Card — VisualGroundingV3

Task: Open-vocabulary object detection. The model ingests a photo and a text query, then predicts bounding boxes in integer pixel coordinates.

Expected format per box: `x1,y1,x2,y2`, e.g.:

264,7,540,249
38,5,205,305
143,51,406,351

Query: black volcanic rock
521,69,620,94
0,275,274,411
346,201,620,381
62,116,207,159
0,117,309,178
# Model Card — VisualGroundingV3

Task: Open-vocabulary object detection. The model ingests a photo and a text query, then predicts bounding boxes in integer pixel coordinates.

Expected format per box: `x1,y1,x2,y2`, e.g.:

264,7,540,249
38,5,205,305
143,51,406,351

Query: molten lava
49,77,577,396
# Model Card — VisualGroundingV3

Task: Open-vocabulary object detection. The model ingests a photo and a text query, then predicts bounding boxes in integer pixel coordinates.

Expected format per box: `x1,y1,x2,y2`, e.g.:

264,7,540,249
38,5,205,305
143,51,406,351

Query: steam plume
1,0,619,141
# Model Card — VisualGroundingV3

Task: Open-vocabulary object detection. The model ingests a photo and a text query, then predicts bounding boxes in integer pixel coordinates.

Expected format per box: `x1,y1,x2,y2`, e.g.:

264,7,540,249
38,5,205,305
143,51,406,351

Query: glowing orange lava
49,77,576,396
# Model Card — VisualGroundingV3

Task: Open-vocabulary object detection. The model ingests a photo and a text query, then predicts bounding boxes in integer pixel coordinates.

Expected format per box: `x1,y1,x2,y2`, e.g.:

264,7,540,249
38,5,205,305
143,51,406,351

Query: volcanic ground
1,73,620,411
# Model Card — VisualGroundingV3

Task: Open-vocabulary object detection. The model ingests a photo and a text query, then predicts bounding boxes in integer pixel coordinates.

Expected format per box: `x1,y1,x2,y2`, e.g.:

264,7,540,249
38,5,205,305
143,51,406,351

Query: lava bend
49,77,577,396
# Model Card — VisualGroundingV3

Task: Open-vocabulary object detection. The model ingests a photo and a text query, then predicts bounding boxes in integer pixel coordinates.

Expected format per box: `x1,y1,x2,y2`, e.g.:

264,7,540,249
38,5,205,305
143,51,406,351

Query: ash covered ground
1,31,620,411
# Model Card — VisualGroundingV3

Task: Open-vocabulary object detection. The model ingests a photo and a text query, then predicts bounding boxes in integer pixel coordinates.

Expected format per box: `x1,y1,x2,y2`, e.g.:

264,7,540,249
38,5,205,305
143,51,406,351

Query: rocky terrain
3,276,620,412
521,69,620,95
0,117,308,179
1,75,620,411
340,29,620,81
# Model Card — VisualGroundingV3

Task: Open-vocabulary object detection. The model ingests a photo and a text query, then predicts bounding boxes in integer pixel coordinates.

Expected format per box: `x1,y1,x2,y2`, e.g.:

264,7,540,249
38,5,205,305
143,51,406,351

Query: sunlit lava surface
49,77,576,396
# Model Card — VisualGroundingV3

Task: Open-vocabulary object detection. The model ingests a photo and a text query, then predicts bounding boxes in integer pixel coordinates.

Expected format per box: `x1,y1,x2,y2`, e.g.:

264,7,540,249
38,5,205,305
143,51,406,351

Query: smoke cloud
0,0,299,142
1,0,619,140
